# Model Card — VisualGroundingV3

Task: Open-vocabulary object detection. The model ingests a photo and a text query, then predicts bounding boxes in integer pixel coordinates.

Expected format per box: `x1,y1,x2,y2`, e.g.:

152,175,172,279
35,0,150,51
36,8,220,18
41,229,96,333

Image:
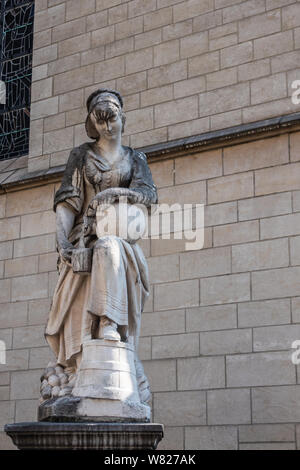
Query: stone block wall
1,130,300,449
28,0,300,172
1,0,300,450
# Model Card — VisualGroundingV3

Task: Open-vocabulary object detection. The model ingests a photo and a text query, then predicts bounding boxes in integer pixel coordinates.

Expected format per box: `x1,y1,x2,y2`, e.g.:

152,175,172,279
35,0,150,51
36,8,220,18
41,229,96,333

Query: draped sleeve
53,145,86,215
129,151,157,207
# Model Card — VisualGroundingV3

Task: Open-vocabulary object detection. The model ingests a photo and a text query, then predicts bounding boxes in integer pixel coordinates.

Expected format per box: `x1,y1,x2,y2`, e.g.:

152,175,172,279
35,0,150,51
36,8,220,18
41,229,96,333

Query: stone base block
38,396,150,423
5,422,164,450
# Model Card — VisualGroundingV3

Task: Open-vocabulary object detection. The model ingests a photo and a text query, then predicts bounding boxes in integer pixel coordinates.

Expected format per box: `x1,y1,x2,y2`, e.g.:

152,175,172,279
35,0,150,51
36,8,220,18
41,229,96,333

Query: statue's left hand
86,188,125,216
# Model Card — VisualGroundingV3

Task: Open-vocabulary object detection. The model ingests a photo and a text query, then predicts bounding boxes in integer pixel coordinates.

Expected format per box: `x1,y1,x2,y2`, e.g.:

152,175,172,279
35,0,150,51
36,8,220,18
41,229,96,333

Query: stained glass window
0,0,34,160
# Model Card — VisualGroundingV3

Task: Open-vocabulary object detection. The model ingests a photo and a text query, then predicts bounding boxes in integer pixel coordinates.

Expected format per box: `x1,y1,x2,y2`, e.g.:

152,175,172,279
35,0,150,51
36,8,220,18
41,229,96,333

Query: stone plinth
73,339,151,422
5,422,164,450
38,339,151,423
73,339,140,402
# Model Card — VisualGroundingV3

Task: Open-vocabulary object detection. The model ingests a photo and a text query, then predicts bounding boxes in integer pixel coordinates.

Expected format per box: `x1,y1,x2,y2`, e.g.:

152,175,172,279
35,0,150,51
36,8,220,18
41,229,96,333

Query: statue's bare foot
99,317,121,341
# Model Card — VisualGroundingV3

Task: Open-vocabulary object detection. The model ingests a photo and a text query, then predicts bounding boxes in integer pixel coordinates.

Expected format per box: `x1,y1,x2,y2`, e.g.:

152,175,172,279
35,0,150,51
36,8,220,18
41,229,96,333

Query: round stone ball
52,386,60,397
48,374,60,387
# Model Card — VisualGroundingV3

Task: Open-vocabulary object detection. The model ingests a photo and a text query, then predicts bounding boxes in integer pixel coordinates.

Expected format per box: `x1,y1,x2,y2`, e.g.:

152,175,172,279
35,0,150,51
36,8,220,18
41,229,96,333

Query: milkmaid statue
39,89,158,422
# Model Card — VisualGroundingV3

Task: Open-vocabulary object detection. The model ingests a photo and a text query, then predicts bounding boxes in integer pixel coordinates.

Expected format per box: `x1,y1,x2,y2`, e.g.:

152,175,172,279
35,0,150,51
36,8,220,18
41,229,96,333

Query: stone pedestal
5,422,164,450
73,339,139,401
38,339,151,423
6,339,163,450
73,339,150,421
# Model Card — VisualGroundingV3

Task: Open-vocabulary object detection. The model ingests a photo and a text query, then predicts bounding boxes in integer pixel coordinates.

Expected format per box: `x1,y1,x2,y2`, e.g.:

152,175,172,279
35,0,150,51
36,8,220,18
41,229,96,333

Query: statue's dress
45,143,157,367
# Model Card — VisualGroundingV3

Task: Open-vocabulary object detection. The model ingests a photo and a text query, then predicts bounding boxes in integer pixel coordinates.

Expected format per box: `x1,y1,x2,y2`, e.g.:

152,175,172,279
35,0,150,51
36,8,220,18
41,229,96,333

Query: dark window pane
0,108,30,158
1,55,32,109
5,0,33,9
0,0,34,160
1,3,34,60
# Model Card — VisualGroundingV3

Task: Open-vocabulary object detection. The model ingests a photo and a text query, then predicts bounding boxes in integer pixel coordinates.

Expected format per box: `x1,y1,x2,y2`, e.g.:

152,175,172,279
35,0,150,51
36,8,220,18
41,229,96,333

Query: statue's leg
87,236,128,339
98,316,120,341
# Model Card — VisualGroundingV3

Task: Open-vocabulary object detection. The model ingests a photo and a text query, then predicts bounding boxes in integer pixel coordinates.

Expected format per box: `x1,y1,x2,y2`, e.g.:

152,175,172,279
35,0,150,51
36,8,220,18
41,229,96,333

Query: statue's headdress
85,88,124,139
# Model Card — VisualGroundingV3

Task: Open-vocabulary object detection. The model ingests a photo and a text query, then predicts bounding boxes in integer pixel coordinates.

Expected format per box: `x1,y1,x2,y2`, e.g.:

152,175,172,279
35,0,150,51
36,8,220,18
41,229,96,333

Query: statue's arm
56,203,76,263
128,151,158,206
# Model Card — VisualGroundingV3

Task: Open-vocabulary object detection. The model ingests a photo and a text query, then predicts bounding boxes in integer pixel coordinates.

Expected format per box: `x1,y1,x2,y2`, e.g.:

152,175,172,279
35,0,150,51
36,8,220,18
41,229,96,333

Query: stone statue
39,89,157,422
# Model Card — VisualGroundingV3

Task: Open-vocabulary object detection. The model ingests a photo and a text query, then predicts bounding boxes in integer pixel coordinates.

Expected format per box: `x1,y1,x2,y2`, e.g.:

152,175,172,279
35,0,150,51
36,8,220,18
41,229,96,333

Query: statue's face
90,103,123,141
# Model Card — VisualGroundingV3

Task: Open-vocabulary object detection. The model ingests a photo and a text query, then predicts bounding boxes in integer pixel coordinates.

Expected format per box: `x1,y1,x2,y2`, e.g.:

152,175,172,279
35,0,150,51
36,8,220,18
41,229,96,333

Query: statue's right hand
60,247,74,264
58,241,74,265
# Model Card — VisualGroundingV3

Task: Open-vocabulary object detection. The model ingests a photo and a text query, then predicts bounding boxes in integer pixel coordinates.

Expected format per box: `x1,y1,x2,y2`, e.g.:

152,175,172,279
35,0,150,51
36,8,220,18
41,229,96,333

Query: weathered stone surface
177,356,225,390
5,422,164,450
13,325,47,349
11,370,42,399
11,273,48,301
28,298,52,326
252,386,300,423
0,302,27,328
240,442,295,450
207,388,251,425
148,254,179,284
253,324,300,351
224,135,288,174
205,201,237,227
6,185,54,217
0,218,20,242
158,181,206,205
232,239,289,272
0,329,12,350
154,391,206,426
141,310,185,336
15,400,38,423
1,349,29,372
180,247,231,279
143,359,176,392
149,159,174,188
200,83,250,117
185,426,237,450
14,234,56,258
175,150,222,184
0,402,15,430
152,332,199,359
157,426,183,450
154,280,199,311
186,304,237,332
227,352,296,387
208,172,254,204
3,0,300,452
252,267,300,300
200,329,252,355
239,424,295,443
0,431,17,450
255,162,300,196
238,192,292,221
138,337,151,361
238,299,290,328
260,213,300,239
201,273,250,305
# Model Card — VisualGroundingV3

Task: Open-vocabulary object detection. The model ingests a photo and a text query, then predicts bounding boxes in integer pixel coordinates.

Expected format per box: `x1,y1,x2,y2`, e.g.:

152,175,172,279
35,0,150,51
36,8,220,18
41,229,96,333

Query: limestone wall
1,0,300,450
1,130,300,449
29,0,300,172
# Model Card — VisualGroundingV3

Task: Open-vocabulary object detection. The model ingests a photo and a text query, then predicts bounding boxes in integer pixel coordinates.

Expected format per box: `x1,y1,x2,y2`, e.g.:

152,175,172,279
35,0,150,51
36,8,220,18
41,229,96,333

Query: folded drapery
45,236,149,367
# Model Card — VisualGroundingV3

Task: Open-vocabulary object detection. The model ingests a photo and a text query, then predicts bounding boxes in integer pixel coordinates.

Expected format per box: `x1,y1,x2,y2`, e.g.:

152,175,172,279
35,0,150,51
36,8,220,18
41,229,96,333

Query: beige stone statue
39,89,157,422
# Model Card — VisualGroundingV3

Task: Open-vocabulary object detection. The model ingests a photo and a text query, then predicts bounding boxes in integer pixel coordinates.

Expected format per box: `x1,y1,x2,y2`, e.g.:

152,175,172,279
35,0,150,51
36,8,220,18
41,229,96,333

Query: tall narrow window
0,0,35,160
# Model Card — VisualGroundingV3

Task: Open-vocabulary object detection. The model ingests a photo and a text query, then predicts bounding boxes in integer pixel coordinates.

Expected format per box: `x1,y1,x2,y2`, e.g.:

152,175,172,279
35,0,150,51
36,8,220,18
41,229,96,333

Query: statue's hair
86,88,123,112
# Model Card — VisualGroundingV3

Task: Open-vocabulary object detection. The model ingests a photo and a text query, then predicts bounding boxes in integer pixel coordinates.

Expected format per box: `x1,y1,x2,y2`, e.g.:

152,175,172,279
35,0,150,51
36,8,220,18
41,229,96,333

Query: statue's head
85,88,126,140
